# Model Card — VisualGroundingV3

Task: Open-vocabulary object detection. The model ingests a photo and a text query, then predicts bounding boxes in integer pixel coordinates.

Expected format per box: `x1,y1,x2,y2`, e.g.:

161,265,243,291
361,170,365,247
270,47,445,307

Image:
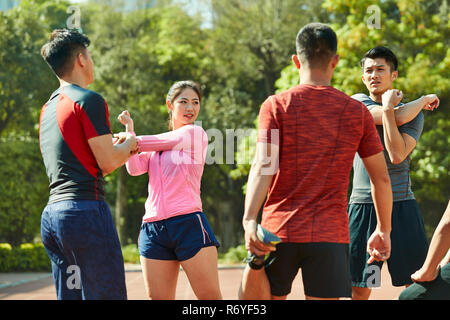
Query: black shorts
264,242,352,298
349,199,428,287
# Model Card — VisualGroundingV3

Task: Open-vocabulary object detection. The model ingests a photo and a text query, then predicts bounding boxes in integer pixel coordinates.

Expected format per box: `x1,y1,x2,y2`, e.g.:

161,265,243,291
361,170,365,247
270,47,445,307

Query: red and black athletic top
39,84,112,204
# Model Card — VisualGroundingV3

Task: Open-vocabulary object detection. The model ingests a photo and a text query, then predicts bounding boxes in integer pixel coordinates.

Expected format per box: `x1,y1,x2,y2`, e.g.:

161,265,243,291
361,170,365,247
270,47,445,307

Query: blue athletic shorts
138,212,220,261
41,200,127,300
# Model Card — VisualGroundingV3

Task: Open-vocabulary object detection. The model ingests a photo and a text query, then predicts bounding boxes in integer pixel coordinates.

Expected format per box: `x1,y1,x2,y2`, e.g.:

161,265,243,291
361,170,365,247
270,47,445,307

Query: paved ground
0,263,404,300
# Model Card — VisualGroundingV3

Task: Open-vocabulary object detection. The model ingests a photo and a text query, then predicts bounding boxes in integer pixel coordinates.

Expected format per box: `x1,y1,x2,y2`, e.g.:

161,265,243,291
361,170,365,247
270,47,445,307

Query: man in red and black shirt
240,23,393,300
39,29,137,300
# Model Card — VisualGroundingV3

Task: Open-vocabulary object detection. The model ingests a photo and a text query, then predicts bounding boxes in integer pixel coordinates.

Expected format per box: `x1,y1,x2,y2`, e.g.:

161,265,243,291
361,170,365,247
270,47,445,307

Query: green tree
0,0,71,246
0,0,67,136
0,139,48,247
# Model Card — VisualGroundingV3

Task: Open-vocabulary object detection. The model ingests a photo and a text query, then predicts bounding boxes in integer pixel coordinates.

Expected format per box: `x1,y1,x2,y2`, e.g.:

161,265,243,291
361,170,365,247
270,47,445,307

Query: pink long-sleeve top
126,124,208,223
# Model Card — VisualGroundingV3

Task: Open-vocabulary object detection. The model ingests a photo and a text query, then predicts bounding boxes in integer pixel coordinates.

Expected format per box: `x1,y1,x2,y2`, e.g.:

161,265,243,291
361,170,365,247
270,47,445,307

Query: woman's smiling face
167,88,200,130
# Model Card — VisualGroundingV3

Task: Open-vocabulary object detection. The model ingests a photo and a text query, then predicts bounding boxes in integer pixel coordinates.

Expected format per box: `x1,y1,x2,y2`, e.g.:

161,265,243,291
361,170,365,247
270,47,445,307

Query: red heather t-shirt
257,84,383,244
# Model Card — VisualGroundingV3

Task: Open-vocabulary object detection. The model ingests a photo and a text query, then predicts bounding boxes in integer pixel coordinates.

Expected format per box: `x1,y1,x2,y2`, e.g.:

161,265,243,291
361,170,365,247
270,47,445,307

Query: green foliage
229,117,259,194
0,1,59,136
0,139,49,247
0,243,51,272
0,243,13,271
121,244,141,264
218,244,247,265
412,116,450,203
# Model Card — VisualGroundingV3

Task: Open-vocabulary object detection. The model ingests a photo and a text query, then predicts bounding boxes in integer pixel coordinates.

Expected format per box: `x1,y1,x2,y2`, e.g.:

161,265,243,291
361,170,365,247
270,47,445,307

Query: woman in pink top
117,81,221,299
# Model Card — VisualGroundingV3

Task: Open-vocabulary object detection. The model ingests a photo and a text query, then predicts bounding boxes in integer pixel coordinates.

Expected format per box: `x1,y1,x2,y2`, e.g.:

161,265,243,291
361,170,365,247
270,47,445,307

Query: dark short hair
360,46,398,72
41,29,91,78
296,23,337,69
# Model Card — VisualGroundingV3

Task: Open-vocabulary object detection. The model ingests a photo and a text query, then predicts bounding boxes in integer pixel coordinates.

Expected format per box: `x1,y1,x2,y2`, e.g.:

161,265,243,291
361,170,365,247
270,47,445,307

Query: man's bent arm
382,107,418,165
88,133,137,176
369,94,439,126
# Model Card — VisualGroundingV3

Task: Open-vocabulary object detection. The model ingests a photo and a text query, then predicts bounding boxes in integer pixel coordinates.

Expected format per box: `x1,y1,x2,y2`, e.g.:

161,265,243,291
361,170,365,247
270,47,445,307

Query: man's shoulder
271,84,345,102
350,93,382,113
351,93,377,106
65,85,105,107
351,93,370,101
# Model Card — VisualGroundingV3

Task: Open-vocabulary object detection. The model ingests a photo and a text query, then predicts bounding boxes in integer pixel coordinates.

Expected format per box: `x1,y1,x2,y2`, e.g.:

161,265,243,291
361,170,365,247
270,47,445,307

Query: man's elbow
100,165,115,176
388,150,406,164
441,221,450,235
380,173,391,186
388,152,405,165
372,170,391,187
395,115,409,127
98,160,120,176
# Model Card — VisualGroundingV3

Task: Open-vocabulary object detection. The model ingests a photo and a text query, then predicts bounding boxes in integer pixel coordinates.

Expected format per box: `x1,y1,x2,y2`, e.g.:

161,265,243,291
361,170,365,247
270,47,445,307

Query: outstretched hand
422,94,440,111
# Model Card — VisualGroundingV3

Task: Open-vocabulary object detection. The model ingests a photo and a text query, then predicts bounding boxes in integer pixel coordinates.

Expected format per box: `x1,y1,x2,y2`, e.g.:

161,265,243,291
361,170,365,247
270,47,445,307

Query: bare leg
140,256,180,300
352,286,371,300
181,246,222,300
238,264,271,300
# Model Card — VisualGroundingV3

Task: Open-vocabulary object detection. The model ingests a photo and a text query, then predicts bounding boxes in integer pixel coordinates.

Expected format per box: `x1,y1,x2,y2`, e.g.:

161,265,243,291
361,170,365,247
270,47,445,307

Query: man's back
258,84,383,243
39,84,112,204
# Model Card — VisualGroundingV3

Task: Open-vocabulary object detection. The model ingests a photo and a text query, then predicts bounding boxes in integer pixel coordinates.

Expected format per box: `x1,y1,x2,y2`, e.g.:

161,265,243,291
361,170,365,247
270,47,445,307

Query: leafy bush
121,244,140,264
0,243,51,272
218,244,247,265
0,242,145,272
0,243,14,271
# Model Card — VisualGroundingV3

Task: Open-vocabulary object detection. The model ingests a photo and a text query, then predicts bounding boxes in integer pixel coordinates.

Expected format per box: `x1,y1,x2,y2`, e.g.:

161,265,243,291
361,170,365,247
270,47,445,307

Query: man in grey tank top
348,46,440,300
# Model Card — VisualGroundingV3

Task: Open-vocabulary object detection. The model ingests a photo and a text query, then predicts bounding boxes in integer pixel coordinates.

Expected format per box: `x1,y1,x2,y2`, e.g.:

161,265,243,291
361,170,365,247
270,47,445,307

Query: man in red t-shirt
239,23,393,300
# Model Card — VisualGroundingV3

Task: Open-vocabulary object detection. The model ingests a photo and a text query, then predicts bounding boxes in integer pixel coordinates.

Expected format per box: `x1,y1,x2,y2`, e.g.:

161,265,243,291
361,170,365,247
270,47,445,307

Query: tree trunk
115,166,127,244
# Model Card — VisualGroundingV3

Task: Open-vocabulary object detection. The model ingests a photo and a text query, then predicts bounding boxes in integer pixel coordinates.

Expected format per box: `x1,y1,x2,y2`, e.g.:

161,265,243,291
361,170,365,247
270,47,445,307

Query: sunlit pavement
0,264,404,300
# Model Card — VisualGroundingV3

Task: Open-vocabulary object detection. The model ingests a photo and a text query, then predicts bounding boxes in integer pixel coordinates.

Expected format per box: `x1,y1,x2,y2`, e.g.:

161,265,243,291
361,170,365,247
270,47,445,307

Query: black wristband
247,254,266,270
